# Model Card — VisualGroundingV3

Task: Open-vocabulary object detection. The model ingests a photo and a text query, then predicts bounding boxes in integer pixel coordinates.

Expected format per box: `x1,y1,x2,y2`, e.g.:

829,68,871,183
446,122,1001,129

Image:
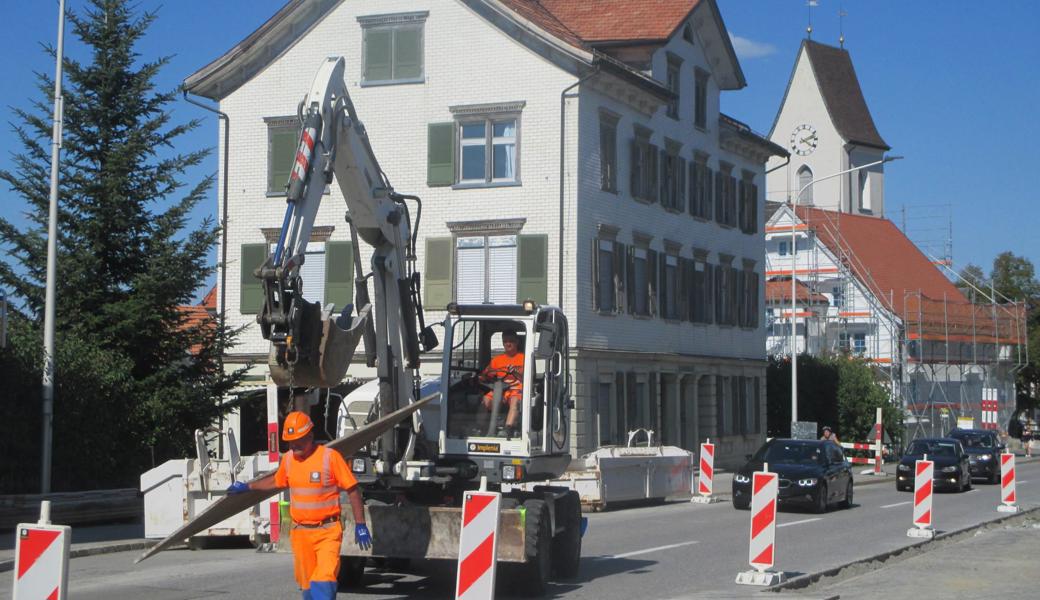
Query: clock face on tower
790,124,818,156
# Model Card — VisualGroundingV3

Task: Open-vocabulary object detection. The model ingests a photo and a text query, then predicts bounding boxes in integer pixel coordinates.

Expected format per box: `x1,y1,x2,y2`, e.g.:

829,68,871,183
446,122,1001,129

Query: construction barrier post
907,455,935,539
873,407,884,476
691,439,720,504
735,464,785,586
997,452,1019,513
13,501,71,600
455,487,501,600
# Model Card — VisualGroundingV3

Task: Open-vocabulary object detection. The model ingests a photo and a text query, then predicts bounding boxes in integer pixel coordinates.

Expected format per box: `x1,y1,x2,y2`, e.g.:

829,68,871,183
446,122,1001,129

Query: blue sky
1,1,1037,298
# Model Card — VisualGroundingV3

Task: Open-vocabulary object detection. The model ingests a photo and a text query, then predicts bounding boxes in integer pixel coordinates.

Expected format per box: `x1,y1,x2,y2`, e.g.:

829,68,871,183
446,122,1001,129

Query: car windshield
755,442,825,466
906,440,958,456
951,433,993,448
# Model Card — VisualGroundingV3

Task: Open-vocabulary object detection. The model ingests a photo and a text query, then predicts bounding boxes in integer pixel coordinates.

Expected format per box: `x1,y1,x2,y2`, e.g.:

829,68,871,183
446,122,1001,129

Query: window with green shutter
424,237,453,310
427,123,455,186
240,243,268,314
360,13,427,85
324,241,354,314
267,121,300,195
517,234,548,304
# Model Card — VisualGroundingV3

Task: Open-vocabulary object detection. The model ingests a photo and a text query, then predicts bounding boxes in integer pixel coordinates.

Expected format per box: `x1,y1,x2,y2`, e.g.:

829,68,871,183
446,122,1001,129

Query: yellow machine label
468,442,501,453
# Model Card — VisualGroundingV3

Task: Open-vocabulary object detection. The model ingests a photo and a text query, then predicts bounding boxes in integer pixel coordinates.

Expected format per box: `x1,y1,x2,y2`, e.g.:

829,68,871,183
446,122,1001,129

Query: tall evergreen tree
0,0,243,490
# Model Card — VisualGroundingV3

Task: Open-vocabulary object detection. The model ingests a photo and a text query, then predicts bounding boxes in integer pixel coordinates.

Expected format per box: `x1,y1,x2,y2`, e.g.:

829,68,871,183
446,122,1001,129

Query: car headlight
797,478,818,487
941,466,958,473
734,474,751,484
978,454,992,461
898,464,910,471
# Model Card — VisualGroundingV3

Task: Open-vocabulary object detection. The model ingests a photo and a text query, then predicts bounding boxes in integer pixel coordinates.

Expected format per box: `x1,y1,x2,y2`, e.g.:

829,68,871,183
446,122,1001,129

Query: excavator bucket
269,303,370,388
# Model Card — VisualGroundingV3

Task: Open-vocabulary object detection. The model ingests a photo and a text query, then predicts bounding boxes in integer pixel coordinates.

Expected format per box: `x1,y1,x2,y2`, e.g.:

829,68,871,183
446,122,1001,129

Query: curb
0,539,157,573
769,504,1040,592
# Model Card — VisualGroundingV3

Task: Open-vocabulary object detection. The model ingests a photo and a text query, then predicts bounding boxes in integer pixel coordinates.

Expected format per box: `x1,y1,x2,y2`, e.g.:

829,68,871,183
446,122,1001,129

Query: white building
763,40,1025,439
185,0,785,465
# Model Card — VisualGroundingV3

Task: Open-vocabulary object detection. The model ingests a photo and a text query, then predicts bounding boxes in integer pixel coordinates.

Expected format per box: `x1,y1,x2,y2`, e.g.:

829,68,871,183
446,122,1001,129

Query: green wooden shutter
648,145,659,203
626,246,636,314
647,249,659,317
517,234,548,304
704,166,714,221
424,237,453,310
240,243,268,314
427,123,455,186
394,26,422,80
364,27,393,82
268,127,297,194
613,241,626,313
629,139,641,197
324,241,354,314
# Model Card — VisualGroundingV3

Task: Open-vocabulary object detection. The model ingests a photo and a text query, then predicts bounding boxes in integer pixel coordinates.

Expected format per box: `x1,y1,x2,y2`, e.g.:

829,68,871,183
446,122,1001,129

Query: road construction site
4,459,1037,599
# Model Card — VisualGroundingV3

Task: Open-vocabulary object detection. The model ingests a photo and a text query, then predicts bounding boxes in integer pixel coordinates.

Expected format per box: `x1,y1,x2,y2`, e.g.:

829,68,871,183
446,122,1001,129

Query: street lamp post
789,155,902,432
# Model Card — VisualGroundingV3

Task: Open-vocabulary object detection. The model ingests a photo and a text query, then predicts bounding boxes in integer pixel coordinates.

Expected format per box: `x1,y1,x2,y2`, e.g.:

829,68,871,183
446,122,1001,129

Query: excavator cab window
445,319,527,439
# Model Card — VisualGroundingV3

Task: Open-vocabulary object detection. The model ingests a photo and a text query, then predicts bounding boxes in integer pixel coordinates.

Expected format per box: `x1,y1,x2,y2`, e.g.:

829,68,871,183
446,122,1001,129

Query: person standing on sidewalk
229,411,371,600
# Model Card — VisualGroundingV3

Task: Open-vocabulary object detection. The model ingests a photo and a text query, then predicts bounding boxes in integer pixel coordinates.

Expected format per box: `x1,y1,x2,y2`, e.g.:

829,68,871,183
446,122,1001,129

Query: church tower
766,40,890,216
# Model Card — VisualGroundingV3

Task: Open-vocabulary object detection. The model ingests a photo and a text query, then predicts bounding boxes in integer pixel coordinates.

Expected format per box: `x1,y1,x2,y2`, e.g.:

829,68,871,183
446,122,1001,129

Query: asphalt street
2,461,1038,599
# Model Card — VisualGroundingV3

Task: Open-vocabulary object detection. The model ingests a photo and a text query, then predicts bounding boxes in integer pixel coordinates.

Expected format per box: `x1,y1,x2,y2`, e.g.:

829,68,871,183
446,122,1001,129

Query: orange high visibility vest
279,445,352,524
484,352,524,393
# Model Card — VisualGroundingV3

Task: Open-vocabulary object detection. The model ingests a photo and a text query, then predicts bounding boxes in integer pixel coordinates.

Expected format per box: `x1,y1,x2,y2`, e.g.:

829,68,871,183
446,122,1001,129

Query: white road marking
608,540,700,559
1017,480,1029,485
881,501,911,509
777,518,821,528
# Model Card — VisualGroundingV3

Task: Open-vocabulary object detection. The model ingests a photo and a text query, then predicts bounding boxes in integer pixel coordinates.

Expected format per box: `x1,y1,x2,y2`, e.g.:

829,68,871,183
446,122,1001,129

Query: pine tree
0,0,244,490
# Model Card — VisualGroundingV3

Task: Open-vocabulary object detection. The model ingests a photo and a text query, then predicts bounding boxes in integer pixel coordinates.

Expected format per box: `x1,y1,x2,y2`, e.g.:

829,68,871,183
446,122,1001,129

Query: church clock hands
790,123,818,156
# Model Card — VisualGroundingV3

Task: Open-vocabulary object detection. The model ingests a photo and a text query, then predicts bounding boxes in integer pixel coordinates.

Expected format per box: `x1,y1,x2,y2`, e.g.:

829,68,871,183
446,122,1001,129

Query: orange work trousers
290,521,342,591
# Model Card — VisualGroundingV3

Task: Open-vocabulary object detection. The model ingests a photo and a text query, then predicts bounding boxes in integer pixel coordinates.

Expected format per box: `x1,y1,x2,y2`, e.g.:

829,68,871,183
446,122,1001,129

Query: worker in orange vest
479,330,525,437
229,411,370,600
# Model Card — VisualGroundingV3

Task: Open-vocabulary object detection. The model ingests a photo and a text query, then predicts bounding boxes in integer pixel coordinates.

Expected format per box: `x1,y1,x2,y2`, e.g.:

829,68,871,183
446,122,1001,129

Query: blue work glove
354,523,372,550
226,481,250,495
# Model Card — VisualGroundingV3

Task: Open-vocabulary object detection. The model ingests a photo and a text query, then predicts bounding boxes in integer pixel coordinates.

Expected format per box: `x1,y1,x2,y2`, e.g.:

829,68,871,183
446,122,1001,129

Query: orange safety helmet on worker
227,410,371,600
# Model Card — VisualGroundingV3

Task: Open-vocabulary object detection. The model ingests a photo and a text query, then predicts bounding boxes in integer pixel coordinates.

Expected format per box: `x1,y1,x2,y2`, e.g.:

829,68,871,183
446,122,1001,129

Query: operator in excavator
228,411,371,600
479,330,525,437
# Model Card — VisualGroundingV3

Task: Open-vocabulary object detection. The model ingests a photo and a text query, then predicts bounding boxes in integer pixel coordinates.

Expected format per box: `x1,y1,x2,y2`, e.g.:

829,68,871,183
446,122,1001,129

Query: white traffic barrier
735,464,785,586
454,485,501,600
691,439,720,504
981,388,998,430
13,501,71,600
998,452,1019,513
907,455,935,539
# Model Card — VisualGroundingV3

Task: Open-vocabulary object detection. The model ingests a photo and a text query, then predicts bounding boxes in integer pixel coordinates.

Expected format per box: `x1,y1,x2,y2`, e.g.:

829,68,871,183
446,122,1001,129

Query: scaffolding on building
767,203,1028,444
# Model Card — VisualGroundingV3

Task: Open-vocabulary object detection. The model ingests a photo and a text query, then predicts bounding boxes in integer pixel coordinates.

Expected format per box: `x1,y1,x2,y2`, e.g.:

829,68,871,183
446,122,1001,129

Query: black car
732,439,854,513
896,438,972,492
949,428,1003,484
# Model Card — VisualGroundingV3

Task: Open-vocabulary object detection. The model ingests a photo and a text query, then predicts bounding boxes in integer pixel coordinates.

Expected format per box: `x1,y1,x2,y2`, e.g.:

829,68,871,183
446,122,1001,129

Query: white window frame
454,234,517,304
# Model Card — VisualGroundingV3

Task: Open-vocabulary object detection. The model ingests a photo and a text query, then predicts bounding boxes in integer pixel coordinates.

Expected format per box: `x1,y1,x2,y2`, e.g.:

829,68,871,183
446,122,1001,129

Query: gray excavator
140,56,581,595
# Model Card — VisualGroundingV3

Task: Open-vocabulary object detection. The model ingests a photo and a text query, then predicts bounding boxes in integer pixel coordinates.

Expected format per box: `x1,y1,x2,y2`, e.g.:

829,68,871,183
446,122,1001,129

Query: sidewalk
0,521,152,573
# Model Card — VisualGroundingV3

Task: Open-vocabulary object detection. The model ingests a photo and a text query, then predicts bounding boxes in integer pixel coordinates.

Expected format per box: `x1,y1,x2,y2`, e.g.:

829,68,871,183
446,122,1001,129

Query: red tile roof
202,286,217,311
795,206,966,317
766,278,829,306
498,0,701,46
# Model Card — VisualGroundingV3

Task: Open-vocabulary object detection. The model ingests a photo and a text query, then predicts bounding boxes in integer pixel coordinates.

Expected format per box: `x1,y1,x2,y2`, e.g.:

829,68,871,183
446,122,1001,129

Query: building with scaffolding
762,39,1026,440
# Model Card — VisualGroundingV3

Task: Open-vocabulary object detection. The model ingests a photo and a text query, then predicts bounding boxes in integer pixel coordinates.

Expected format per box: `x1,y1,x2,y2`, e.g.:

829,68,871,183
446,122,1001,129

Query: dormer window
682,23,695,44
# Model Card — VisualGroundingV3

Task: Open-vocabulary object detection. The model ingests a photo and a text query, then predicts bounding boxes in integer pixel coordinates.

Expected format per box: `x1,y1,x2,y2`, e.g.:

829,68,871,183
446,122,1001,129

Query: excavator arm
256,56,437,467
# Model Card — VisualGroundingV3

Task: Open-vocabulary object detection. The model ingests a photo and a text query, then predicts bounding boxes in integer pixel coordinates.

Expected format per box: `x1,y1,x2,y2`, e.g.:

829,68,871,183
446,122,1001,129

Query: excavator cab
440,302,572,483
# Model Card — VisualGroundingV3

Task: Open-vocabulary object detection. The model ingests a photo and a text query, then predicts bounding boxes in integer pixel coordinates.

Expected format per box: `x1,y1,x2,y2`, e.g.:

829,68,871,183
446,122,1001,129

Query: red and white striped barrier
455,489,501,600
735,465,785,586
13,501,70,600
981,389,999,430
998,452,1019,513
839,408,885,475
691,440,720,504
907,457,935,539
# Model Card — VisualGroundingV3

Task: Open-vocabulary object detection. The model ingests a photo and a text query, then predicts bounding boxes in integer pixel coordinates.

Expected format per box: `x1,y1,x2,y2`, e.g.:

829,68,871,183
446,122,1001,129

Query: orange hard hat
282,411,314,441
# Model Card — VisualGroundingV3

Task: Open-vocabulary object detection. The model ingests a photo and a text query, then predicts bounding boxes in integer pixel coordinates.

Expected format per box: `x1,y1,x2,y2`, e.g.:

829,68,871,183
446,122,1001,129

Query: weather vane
839,3,848,47
806,0,818,39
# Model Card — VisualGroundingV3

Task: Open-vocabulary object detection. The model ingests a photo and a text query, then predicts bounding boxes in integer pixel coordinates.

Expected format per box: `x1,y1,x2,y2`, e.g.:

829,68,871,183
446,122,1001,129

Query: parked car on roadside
896,438,972,492
732,439,854,513
948,428,1003,484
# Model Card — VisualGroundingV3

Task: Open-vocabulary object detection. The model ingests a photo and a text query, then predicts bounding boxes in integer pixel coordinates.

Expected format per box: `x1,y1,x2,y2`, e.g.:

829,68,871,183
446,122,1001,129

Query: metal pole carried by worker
228,411,372,600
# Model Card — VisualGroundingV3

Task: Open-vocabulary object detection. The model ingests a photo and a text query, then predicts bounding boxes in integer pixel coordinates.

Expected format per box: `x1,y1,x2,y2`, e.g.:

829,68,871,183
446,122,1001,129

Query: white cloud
729,34,777,60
